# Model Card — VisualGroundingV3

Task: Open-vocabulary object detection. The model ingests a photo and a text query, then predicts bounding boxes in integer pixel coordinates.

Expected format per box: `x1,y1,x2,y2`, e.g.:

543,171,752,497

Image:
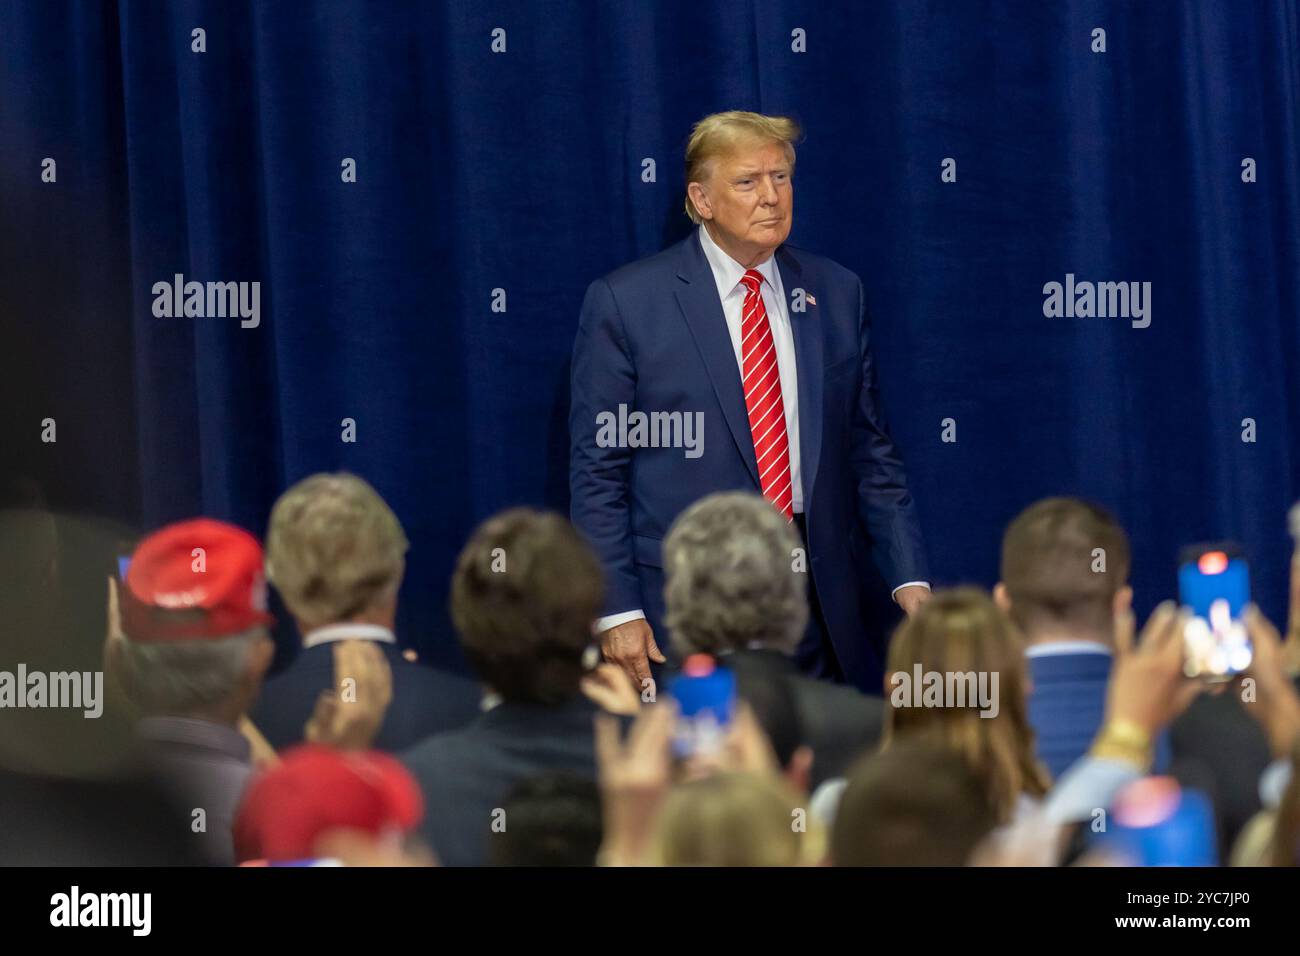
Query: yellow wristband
1090,718,1154,772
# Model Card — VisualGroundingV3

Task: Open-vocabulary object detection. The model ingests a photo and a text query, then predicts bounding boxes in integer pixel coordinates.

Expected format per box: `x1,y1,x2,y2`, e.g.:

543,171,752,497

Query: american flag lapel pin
806,292,816,306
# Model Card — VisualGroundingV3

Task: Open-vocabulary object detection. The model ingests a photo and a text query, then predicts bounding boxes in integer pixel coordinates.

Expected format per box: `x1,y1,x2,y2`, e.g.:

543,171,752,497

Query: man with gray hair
663,491,884,785
571,109,931,694
109,518,277,865
250,472,481,753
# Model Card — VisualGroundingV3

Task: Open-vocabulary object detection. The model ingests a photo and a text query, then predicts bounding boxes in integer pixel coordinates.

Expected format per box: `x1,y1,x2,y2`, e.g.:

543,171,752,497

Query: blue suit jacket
569,230,929,689
1027,649,1170,780
1026,650,1114,780
251,641,483,754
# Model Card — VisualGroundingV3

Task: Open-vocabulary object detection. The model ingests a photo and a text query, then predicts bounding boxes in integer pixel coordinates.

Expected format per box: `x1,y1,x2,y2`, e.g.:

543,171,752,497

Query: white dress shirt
595,226,926,633
698,222,805,513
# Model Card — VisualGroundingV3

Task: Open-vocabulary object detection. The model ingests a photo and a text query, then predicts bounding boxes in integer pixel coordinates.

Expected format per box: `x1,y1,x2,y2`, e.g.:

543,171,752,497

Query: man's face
693,140,793,259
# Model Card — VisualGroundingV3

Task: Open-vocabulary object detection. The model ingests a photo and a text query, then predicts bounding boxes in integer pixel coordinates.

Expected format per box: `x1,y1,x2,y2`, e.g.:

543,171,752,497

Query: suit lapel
674,234,761,486
778,245,823,509
673,236,826,502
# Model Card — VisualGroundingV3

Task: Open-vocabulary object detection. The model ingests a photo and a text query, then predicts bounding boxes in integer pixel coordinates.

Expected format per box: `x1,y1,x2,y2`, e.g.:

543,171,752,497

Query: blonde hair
266,473,408,628
883,587,1051,823
648,772,820,866
683,111,801,224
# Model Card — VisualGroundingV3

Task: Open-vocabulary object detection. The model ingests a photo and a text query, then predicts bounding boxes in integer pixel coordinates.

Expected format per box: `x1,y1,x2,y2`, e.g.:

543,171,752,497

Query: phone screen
669,655,736,759
1177,547,1251,680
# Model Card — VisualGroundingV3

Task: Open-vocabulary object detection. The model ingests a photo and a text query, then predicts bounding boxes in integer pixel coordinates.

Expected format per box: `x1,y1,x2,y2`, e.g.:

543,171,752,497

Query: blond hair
884,587,1051,823
648,772,820,866
266,473,408,628
683,111,801,223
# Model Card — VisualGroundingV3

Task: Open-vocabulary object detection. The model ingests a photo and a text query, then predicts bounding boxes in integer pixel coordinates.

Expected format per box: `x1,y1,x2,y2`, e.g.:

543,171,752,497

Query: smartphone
1177,543,1251,681
669,654,736,759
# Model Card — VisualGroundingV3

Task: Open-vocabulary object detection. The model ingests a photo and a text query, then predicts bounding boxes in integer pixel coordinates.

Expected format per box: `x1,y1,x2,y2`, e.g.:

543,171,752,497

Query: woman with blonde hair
883,587,1051,824
648,771,819,866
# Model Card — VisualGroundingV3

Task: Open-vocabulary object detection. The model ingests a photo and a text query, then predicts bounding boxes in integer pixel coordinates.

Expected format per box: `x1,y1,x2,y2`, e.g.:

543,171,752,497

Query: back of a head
0,504,207,864
115,628,269,720
663,491,808,658
885,587,1049,821
650,771,811,866
489,771,602,867
266,472,409,628
114,518,275,721
451,508,603,705
831,742,998,866
233,744,423,863
1000,496,1130,639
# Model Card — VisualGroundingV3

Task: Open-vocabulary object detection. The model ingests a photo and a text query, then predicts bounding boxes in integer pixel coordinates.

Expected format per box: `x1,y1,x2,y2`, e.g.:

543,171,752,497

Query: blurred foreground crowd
1,474,1297,867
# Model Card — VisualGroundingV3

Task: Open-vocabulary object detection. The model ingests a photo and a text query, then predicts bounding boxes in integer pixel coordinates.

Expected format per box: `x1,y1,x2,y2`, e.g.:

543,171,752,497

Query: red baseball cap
234,745,424,863
121,518,275,642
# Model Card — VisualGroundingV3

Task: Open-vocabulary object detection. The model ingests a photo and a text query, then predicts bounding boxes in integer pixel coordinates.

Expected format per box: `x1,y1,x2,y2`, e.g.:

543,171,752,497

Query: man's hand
304,640,394,750
103,576,138,719
1240,606,1300,758
581,662,642,715
1105,602,1203,735
105,575,124,647
1284,550,1300,678
600,618,665,689
894,585,930,617
238,716,281,770
594,701,676,866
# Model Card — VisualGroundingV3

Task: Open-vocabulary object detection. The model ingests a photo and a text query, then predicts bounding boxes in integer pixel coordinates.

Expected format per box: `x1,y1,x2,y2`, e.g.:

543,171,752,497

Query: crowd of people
2,473,1298,866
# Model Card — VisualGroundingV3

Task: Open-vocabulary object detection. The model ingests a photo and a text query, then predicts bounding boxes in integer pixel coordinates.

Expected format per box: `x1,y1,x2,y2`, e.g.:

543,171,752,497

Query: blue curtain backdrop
3,1,1299,672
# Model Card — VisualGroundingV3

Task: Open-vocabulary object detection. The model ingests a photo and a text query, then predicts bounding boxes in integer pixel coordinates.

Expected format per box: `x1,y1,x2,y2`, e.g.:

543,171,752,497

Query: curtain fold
2,0,1298,670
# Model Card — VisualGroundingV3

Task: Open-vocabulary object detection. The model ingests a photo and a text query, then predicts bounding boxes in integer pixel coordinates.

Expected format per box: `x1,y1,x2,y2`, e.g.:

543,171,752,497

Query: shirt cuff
892,581,932,601
595,609,646,633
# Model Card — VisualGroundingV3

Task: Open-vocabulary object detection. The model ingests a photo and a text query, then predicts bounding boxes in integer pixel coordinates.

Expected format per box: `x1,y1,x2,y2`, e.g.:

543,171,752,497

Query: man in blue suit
570,111,930,693
993,497,1171,778
251,473,482,753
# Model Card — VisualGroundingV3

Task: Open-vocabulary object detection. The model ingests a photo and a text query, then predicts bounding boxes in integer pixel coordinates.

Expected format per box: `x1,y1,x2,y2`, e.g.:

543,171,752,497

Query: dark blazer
726,648,884,787
251,640,483,754
570,230,929,690
400,697,602,866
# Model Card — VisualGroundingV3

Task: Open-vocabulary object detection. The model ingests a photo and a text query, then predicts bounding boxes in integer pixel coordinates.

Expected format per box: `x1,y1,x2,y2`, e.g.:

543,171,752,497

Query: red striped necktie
739,269,793,520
